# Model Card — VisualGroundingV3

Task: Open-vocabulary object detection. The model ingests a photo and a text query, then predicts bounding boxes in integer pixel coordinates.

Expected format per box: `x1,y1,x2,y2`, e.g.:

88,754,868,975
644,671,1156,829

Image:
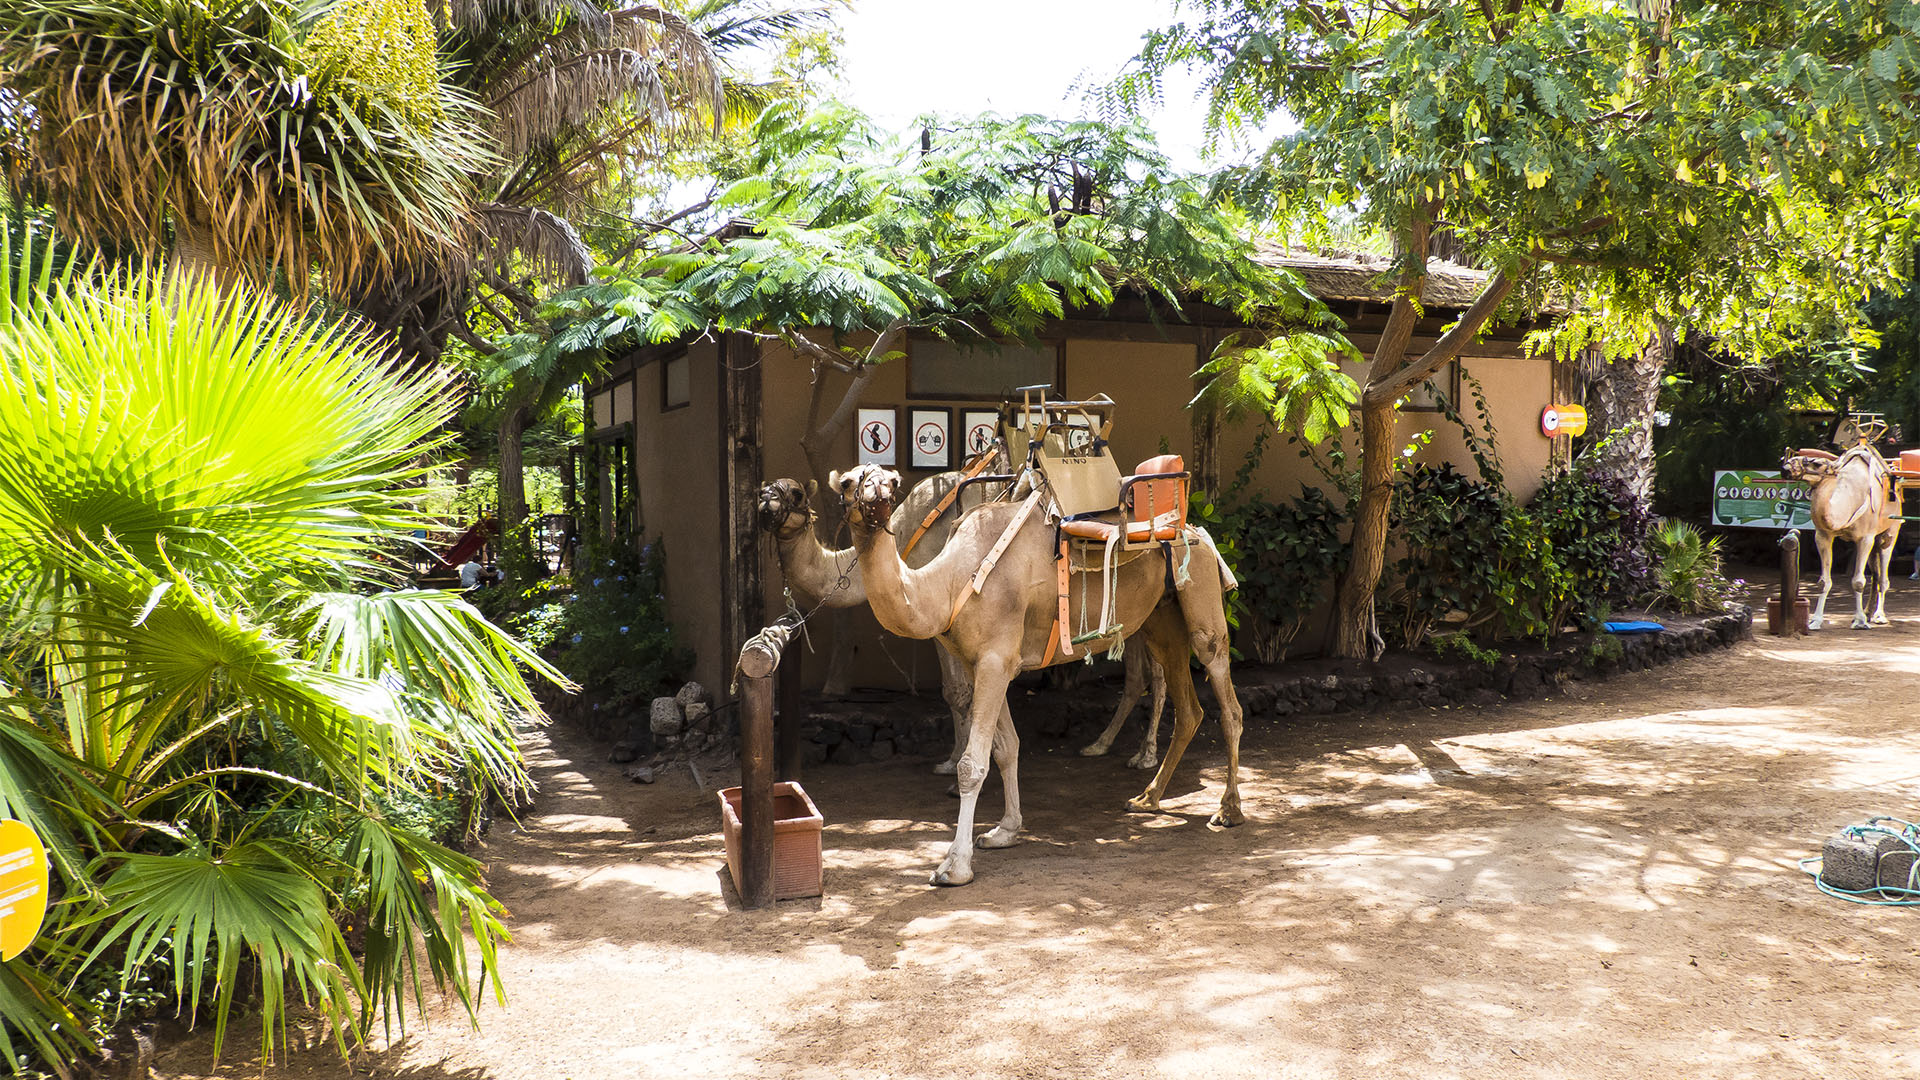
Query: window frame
905,336,1066,401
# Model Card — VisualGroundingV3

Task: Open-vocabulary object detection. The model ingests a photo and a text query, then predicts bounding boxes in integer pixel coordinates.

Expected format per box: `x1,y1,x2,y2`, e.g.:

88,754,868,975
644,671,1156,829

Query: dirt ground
161,591,1920,1080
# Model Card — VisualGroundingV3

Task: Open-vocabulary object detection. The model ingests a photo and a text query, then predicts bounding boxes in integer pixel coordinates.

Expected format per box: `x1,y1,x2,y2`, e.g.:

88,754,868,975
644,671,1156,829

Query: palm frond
78,841,361,1062
475,203,596,285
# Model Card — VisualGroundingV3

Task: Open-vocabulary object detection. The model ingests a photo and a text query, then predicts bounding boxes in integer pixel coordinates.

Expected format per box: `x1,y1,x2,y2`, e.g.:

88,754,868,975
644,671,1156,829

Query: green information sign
1711,469,1812,529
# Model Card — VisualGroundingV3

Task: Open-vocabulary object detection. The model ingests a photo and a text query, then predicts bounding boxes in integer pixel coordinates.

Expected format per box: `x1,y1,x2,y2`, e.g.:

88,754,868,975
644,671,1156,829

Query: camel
829,462,1244,887
757,475,1171,773
1783,445,1901,629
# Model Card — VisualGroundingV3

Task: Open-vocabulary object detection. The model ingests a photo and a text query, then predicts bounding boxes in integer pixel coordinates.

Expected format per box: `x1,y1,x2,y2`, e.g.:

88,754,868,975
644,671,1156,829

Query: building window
662,352,690,411
908,338,1060,400
1400,360,1460,412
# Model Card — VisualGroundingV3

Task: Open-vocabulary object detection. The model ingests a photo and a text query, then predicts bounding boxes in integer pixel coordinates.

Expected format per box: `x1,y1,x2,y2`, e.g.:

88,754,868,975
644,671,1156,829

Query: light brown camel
757,476,1172,772
829,463,1244,887
1783,445,1901,629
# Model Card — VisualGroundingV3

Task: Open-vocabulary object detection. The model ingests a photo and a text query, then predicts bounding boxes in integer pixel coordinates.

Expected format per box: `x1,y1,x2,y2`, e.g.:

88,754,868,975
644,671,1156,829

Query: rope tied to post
732,617,799,694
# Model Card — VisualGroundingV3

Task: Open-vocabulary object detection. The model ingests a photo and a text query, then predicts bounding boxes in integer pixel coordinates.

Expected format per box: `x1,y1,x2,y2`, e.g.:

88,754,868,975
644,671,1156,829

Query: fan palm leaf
0,256,560,1068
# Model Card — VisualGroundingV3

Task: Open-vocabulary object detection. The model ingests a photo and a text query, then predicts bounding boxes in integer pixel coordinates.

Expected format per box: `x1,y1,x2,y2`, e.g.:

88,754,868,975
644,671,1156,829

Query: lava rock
608,742,640,764
869,739,895,762
1820,832,1881,893
1876,836,1918,891
683,700,713,730
650,696,685,737
623,763,655,784
675,681,712,710
829,741,862,766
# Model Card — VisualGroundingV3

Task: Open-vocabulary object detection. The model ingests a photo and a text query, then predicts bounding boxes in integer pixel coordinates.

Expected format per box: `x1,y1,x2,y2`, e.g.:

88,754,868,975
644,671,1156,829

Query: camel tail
1189,526,1239,593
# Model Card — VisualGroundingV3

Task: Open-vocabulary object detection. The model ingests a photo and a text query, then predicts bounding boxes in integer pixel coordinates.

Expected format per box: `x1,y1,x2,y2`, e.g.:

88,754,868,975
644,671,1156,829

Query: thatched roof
1251,242,1491,309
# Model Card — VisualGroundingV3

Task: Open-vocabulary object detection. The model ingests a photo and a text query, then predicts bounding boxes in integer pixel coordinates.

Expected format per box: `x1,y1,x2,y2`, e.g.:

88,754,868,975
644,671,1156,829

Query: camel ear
826,470,843,493
805,479,818,499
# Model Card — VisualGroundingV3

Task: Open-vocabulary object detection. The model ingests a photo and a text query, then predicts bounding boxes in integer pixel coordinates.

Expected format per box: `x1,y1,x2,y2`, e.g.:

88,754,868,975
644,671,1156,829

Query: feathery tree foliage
1114,0,1920,656
0,233,566,1071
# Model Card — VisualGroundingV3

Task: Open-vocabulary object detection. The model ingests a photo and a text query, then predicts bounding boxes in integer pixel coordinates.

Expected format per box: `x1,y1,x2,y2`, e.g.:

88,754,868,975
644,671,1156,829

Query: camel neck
851,519,949,640
776,516,865,608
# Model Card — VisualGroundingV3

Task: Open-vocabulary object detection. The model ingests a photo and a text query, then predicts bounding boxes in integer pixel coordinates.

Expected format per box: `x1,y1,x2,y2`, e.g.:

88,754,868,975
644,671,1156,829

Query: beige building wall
606,327,1564,696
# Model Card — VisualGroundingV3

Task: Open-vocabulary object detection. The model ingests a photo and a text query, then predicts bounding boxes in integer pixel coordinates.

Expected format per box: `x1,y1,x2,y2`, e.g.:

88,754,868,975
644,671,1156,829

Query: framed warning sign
961,410,998,460
909,408,952,469
856,407,897,466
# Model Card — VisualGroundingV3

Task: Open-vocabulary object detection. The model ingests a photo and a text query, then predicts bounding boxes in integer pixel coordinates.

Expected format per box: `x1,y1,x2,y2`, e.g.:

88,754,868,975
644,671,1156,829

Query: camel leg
1081,647,1145,758
978,699,1022,849
1126,609,1205,815
1171,578,1243,826
1872,532,1897,625
933,654,1013,887
1127,655,1168,772
1849,535,1873,629
932,644,972,774
1809,529,1835,630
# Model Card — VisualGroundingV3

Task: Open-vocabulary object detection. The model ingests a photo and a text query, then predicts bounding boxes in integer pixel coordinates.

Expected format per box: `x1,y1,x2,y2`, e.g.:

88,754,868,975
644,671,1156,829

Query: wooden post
777,643,804,781
1779,530,1801,637
735,625,789,909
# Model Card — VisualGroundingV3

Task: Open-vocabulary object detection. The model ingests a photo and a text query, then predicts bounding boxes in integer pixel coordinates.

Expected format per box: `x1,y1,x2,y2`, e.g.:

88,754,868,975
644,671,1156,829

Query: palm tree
0,232,567,1069
0,0,490,292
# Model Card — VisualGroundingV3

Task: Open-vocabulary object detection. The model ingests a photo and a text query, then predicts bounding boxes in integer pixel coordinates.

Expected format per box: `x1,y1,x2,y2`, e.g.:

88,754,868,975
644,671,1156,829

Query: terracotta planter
1766,596,1810,636
719,781,823,901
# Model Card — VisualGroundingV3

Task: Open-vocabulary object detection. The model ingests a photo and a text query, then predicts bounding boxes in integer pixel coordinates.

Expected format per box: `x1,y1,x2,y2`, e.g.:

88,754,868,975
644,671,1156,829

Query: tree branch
1366,265,1526,406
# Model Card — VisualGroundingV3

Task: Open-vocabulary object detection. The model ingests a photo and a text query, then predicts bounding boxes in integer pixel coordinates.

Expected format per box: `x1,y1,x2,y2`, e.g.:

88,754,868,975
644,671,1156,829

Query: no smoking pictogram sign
855,407,896,465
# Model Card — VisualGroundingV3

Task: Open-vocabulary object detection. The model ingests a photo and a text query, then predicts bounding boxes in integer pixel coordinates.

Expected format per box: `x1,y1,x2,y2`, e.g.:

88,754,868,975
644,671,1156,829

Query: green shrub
516,541,693,707
1642,518,1742,613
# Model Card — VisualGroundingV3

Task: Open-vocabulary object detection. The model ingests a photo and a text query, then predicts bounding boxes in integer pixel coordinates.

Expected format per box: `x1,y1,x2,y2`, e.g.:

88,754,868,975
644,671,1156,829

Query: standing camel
1783,445,1901,629
830,463,1244,887
757,476,1171,773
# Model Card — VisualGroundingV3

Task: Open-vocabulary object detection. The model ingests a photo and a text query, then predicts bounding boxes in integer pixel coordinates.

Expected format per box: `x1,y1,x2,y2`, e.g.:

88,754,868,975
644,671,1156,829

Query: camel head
1782,448,1838,484
757,478,815,539
829,464,900,532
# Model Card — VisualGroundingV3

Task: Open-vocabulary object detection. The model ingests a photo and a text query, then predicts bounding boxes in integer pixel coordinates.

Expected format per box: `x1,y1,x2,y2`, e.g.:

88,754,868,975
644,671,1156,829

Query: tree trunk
1328,396,1401,658
1583,322,1671,504
497,399,532,585
170,219,227,294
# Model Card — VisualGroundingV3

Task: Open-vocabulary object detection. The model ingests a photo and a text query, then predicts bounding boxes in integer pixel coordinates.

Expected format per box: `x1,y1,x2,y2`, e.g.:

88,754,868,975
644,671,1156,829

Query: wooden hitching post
1779,530,1801,636
735,629,786,909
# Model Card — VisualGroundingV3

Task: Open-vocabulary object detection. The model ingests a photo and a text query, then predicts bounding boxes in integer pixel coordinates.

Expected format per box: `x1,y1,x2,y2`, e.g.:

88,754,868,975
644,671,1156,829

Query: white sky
830,0,1225,170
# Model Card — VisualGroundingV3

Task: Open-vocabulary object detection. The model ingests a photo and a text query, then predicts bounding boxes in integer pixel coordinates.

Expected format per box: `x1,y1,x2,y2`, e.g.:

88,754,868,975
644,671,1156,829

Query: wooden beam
719,333,766,682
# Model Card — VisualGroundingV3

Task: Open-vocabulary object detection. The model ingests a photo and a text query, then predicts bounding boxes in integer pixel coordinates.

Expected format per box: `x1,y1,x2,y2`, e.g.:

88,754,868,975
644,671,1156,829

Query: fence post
735,624,791,909
1779,530,1801,637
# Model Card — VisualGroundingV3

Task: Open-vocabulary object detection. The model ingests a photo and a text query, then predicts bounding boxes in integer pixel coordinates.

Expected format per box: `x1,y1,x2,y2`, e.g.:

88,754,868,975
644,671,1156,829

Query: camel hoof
1209,801,1246,828
1125,793,1161,813
932,759,958,775
1807,618,1824,631
978,826,1020,849
930,858,973,887
1852,617,1871,629
1126,752,1158,771
1874,615,1891,626
1079,743,1112,757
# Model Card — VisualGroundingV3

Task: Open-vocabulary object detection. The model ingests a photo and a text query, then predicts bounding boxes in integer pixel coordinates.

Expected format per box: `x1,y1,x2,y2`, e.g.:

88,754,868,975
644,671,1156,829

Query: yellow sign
1540,403,1589,438
0,820,50,960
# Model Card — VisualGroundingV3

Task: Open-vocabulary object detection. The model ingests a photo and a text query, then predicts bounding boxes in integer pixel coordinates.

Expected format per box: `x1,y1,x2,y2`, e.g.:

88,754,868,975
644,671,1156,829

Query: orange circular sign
0,820,50,960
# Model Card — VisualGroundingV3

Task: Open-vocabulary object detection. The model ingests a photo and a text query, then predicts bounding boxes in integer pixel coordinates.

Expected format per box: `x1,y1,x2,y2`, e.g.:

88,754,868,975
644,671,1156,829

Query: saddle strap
903,450,997,558
946,489,1044,631
1055,536,1075,659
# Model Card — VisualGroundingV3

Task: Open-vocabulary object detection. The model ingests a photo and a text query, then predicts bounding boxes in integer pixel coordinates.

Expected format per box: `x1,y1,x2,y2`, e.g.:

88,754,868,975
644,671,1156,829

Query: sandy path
161,598,1920,1080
